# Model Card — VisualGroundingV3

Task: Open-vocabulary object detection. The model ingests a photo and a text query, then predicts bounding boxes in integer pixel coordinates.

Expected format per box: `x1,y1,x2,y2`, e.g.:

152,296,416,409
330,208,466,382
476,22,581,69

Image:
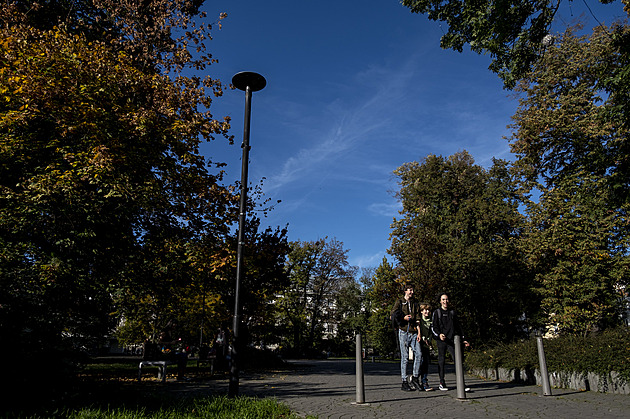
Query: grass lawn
5,356,313,419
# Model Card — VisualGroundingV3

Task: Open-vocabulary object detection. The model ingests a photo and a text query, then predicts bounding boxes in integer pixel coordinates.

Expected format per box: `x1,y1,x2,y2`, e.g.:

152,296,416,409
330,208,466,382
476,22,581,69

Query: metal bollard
355,334,365,404
454,335,466,399
536,336,552,396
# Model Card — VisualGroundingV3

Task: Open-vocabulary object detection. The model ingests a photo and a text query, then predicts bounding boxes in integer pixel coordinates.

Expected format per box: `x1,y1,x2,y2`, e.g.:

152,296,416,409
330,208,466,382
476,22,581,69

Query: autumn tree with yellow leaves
0,1,289,399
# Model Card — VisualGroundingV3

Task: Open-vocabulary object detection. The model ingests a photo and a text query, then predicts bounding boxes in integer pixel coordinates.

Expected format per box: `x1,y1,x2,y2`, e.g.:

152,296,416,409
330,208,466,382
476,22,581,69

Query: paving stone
177,359,630,418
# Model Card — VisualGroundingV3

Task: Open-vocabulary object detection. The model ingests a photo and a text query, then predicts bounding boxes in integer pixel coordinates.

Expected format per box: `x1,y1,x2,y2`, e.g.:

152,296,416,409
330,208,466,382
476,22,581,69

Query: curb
471,367,630,395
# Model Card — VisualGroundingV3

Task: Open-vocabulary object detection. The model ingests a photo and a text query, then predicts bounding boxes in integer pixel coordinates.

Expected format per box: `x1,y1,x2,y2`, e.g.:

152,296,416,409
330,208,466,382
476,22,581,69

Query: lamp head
232,71,266,92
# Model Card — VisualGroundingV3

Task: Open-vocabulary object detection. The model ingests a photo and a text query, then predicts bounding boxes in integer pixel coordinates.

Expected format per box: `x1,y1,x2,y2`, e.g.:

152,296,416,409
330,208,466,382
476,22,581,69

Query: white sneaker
439,383,448,391
464,387,471,392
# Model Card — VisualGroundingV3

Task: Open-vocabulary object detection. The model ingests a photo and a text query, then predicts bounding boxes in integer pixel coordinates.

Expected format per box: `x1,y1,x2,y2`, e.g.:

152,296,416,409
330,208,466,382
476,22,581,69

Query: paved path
171,359,630,418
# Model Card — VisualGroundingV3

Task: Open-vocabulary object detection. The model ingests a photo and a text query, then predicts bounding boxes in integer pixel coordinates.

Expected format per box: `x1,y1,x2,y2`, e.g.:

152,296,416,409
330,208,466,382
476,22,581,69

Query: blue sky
198,1,626,269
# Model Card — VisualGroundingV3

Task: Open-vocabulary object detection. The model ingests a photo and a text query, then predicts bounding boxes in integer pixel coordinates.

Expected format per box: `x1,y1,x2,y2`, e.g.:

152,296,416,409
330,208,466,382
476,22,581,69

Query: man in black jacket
391,284,423,391
431,293,470,391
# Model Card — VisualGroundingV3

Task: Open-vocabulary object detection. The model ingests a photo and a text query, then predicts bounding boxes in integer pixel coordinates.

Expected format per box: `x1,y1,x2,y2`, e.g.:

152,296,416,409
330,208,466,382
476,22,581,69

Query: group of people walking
391,285,470,392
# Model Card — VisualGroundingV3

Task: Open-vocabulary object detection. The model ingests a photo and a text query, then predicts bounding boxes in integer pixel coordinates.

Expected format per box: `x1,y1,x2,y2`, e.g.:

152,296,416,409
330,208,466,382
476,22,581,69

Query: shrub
465,327,630,383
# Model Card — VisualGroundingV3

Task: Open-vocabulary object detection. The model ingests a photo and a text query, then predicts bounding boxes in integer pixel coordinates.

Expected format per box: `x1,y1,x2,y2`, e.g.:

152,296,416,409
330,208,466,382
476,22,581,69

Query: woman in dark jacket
431,293,470,391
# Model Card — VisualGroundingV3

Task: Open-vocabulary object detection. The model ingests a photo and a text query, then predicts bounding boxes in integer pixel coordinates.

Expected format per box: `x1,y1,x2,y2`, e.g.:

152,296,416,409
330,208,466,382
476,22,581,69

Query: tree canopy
277,238,357,356
510,23,630,203
509,23,630,334
401,0,629,88
389,151,534,342
397,1,630,337
363,258,401,357
0,1,240,394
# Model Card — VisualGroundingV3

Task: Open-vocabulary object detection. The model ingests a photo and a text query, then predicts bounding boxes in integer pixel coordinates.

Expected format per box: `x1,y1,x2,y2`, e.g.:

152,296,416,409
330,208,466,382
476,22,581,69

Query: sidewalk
227,359,630,418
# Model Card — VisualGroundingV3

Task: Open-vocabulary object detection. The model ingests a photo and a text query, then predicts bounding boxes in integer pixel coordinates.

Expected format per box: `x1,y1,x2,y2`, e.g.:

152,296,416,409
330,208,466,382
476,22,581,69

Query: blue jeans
398,329,422,380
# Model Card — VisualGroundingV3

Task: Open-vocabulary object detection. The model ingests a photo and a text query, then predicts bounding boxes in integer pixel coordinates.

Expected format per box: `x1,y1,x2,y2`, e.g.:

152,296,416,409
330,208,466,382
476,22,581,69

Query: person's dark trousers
177,352,188,380
436,339,456,385
420,344,431,384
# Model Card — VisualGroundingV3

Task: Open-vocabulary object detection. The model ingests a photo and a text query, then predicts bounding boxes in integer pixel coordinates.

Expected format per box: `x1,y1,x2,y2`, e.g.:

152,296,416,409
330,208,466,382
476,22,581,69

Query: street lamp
229,71,266,398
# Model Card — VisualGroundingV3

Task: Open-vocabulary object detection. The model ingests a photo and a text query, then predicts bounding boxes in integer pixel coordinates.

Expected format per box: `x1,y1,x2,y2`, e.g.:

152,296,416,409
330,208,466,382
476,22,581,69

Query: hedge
465,326,630,384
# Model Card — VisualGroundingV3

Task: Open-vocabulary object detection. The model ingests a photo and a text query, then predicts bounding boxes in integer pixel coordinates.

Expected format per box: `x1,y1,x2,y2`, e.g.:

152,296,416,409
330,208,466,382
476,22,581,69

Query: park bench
196,354,216,375
137,360,175,382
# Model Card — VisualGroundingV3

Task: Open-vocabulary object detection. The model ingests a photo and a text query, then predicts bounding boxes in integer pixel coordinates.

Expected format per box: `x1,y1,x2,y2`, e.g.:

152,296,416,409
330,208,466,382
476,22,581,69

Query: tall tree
510,24,630,204
114,217,290,349
363,258,401,357
330,279,367,355
277,238,356,356
509,24,630,334
389,151,532,343
401,0,628,88
0,1,235,397
401,1,630,336
233,220,290,348
523,172,629,335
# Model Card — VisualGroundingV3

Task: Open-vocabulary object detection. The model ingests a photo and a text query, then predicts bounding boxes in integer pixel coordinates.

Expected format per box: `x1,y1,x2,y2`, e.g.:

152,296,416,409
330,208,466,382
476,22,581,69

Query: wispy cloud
263,55,421,195
368,201,401,218
352,250,388,269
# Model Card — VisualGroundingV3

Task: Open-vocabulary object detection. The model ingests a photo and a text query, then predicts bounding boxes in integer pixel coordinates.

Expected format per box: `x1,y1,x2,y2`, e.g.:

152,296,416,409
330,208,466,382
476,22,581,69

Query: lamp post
228,71,266,398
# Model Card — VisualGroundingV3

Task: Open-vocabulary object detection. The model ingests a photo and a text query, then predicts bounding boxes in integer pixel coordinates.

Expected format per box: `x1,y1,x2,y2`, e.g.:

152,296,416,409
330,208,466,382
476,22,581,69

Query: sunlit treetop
402,0,630,88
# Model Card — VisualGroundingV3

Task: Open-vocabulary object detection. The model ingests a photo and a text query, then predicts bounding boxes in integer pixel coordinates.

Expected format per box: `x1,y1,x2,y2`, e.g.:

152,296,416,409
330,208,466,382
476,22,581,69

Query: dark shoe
422,382,433,391
410,376,422,391
401,381,415,391
438,383,448,391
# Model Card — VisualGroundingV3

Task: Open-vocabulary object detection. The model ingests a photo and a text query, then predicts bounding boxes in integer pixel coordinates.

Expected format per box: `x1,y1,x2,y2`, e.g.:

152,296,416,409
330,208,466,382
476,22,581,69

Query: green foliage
401,0,561,87
466,327,630,383
112,219,289,350
510,24,630,194
363,258,400,356
0,1,244,399
400,3,630,339
465,339,538,372
522,173,629,335
4,1,228,79
401,0,628,88
389,151,534,343
330,280,368,355
238,223,291,347
510,24,630,335
277,238,357,356
366,306,398,357
600,22,630,129
364,258,402,310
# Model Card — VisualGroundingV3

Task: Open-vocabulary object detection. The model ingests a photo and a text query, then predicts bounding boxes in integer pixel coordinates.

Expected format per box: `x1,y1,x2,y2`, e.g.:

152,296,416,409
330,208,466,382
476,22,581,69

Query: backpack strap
435,308,454,330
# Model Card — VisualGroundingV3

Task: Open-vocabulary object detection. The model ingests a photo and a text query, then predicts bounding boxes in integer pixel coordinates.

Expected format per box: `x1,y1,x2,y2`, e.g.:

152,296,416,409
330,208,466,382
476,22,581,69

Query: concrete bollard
355,334,365,404
454,335,466,400
537,336,553,396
